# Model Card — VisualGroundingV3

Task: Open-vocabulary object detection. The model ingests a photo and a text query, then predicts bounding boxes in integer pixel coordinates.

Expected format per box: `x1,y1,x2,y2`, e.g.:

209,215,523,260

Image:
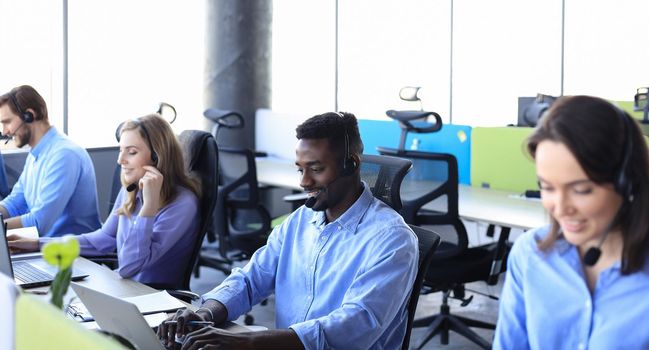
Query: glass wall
0,0,63,130
2,0,649,148
67,0,205,148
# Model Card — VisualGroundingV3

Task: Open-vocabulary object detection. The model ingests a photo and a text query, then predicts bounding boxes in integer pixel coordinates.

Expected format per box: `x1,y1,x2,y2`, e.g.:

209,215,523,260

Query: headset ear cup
22,111,34,123
342,157,357,177
115,122,125,142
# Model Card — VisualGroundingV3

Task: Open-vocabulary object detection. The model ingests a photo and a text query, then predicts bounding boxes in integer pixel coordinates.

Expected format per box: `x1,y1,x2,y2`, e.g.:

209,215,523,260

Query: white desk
256,157,547,231
26,257,249,333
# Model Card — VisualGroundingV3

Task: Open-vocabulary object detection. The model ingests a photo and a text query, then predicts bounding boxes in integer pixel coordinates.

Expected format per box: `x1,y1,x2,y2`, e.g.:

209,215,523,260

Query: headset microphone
126,183,138,192
583,234,607,266
304,174,344,209
5,121,26,145
583,244,603,266
304,194,317,208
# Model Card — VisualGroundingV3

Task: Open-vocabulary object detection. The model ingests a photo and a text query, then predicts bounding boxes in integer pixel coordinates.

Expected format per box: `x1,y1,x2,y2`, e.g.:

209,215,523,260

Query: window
67,0,205,147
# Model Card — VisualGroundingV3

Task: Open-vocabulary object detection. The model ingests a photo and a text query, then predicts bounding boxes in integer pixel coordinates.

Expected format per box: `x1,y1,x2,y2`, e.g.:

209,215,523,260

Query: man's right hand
7,234,38,253
157,308,207,348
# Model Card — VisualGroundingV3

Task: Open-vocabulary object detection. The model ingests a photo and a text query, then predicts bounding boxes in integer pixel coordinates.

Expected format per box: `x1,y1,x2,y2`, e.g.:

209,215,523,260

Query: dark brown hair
0,85,48,122
527,95,649,273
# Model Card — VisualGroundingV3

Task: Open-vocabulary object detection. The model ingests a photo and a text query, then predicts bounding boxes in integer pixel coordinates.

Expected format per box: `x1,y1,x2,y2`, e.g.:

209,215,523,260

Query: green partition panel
612,100,649,136
16,294,123,350
471,127,537,193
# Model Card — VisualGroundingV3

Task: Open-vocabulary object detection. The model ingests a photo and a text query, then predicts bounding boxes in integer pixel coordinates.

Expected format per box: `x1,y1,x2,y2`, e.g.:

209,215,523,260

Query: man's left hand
181,327,253,350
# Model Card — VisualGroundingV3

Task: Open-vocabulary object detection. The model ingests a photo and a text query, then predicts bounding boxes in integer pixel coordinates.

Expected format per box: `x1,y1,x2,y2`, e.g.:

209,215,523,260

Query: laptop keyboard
13,261,53,283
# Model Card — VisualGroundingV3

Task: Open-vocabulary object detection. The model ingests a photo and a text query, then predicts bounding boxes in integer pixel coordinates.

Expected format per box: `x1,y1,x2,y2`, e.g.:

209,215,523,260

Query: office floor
190,263,502,350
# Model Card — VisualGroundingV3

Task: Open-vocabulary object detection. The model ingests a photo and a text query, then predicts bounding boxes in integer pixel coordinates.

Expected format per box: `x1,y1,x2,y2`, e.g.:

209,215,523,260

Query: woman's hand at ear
138,165,164,217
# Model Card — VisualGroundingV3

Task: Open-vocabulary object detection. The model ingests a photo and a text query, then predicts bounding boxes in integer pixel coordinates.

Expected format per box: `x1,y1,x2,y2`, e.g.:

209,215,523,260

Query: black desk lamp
633,87,649,124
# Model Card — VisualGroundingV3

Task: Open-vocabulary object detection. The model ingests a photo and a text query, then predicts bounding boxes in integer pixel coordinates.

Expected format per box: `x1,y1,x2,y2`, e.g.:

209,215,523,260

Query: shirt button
585,300,591,309
578,343,585,350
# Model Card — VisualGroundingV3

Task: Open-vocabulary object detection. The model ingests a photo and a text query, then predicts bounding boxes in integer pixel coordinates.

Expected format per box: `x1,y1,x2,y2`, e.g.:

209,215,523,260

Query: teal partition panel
358,119,472,184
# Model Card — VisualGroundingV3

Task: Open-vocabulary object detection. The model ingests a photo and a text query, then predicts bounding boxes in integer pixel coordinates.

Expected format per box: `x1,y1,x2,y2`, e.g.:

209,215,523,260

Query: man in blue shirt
0,85,101,237
159,112,419,349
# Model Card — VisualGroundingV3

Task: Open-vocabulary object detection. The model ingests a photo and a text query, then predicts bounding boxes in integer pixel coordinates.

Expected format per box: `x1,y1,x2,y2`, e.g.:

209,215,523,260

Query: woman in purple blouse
9,114,201,288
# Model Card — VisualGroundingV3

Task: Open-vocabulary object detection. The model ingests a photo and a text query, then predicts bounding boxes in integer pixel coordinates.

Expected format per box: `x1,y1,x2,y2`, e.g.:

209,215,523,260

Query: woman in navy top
494,96,649,349
9,114,200,288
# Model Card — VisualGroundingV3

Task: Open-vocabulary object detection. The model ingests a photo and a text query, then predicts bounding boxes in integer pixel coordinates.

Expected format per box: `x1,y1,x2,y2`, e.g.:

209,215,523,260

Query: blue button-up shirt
203,183,419,350
1,127,101,237
494,226,649,350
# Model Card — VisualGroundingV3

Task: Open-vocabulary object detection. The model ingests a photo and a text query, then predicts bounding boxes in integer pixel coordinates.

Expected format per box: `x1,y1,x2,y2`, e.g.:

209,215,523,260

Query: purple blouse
42,186,199,286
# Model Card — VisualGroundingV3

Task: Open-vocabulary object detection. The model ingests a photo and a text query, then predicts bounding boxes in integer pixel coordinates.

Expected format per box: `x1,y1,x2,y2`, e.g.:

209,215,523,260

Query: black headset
337,112,358,177
613,106,634,202
9,91,35,123
115,119,159,165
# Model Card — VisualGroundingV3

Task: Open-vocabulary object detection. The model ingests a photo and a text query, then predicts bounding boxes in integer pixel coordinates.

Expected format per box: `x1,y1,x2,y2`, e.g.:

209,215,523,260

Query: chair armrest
166,289,200,303
86,254,119,270
487,226,511,285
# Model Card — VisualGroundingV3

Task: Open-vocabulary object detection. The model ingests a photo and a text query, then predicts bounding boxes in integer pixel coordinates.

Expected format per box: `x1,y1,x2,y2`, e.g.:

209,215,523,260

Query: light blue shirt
494,226,649,350
1,127,101,237
203,183,419,350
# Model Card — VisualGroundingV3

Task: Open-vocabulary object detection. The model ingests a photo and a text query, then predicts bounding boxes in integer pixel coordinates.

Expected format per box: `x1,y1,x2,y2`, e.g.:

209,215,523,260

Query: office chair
380,110,509,350
196,108,271,276
404,224,441,350
358,154,444,350
166,130,219,299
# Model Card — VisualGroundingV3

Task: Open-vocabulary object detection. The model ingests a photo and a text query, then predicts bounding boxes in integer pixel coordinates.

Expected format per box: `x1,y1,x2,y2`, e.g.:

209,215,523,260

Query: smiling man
160,112,419,350
0,85,100,237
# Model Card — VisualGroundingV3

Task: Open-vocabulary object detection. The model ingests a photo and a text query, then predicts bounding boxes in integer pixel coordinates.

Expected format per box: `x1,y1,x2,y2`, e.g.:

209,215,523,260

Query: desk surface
256,157,548,231
27,257,156,298
26,257,249,333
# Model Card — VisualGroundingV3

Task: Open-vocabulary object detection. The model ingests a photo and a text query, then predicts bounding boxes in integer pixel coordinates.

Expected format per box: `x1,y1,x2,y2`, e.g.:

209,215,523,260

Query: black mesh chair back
378,147,468,259
403,224,441,350
359,154,412,212
379,148,502,349
177,130,219,291
197,146,271,274
359,154,442,350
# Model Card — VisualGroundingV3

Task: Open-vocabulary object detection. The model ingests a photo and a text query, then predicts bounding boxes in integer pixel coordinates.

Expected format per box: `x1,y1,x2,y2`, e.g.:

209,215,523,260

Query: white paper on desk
7,226,39,239
125,290,186,314
70,290,185,322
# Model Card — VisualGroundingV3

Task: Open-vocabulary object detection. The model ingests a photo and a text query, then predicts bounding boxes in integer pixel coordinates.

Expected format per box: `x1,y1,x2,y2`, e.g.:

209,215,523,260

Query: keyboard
13,261,53,283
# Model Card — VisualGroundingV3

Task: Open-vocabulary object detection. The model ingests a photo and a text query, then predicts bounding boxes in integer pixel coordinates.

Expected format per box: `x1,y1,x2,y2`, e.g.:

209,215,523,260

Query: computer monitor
633,87,649,124
517,94,557,127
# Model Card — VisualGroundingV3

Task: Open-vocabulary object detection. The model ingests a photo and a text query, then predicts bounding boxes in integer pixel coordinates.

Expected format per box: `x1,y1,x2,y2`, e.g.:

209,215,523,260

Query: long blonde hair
116,114,200,216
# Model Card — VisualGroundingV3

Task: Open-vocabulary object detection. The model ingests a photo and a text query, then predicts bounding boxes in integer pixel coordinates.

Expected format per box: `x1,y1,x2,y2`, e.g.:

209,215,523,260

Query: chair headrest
178,130,212,171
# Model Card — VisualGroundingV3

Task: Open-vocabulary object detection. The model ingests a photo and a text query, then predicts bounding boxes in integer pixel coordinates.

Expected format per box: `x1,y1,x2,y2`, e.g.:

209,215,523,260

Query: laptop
71,283,168,350
0,223,88,288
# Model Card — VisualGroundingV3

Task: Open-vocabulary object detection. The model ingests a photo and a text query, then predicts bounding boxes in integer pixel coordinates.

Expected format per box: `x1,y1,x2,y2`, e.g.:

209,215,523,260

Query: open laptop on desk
0,224,88,288
71,283,251,350
72,283,167,350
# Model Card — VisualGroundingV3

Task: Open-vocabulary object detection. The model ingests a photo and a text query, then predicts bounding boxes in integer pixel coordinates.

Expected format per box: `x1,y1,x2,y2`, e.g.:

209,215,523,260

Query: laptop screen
0,216,15,279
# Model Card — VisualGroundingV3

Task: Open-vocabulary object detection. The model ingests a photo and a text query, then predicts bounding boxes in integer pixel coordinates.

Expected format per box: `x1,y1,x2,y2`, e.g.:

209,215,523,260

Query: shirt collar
30,127,58,160
309,181,373,234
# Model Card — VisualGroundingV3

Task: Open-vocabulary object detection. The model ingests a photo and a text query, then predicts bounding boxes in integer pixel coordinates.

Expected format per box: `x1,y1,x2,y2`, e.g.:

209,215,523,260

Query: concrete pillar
204,0,272,149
